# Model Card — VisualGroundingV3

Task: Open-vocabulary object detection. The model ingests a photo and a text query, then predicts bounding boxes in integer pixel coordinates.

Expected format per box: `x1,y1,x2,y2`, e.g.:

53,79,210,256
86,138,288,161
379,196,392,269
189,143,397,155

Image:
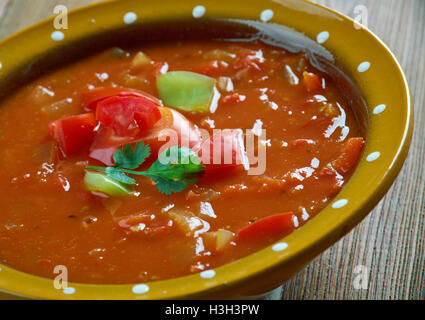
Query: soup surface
0,39,365,284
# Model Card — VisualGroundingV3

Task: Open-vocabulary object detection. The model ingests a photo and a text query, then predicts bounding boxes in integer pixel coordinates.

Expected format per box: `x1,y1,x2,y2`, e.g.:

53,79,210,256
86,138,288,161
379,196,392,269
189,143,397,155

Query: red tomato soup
0,40,365,284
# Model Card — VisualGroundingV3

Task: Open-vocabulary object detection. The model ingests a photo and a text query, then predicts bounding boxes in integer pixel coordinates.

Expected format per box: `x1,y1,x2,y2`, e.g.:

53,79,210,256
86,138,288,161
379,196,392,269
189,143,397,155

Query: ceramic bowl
0,0,412,299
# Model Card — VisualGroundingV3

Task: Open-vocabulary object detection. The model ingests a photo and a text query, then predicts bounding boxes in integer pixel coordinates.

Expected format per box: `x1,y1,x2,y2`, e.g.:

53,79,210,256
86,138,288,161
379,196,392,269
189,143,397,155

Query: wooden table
0,0,423,300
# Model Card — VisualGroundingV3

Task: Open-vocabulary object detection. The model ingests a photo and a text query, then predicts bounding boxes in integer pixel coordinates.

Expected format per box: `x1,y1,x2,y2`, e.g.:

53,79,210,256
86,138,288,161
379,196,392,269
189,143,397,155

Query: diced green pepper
157,71,216,113
84,171,130,197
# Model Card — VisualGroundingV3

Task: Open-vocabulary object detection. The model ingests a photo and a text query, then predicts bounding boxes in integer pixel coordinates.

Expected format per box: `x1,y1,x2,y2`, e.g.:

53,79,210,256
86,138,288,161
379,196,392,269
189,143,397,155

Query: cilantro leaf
149,176,189,195
105,167,135,185
86,144,204,195
148,146,204,179
113,142,151,169
143,146,204,194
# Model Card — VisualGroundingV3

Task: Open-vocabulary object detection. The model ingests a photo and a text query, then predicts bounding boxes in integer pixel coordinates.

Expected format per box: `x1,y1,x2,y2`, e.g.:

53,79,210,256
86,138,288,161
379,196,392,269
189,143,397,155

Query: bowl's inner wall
0,19,368,133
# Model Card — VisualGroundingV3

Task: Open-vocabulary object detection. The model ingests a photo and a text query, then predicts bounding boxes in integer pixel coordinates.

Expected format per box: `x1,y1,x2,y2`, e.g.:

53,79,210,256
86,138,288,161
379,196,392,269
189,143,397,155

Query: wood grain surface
0,0,423,300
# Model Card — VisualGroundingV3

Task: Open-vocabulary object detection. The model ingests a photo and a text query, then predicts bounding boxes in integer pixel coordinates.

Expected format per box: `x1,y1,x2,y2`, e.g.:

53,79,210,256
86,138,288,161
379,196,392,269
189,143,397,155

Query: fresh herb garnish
86,143,204,195
113,142,151,170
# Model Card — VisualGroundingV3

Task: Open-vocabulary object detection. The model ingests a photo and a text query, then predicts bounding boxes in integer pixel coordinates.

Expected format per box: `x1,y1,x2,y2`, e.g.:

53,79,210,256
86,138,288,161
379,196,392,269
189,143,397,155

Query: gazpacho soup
0,25,366,284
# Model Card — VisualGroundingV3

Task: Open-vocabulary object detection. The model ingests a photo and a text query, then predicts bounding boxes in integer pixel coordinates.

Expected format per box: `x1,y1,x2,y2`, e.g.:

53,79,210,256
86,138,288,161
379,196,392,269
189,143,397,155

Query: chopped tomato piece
89,127,127,166
89,107,201,166
303,71,322,92
96,95,161,137
222,93,246,105
117,214,173,237
82,87,161,112
195,60,221,76
317,165,345,197
319,165,335,177
237,212,295,241
331,137,365,174
232,49,263,71
118,214,151,229
49,113,97,157
326,181,343,198
195,129,247,174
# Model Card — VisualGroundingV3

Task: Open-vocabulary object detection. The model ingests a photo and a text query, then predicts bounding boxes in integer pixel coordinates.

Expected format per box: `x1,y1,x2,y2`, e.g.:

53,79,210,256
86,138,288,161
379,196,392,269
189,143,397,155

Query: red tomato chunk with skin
331,137,365,174
49,113,97,157
95,95,161,136
237,212,295,242
195,129,247,176
0,39,365,284
82,87,161,112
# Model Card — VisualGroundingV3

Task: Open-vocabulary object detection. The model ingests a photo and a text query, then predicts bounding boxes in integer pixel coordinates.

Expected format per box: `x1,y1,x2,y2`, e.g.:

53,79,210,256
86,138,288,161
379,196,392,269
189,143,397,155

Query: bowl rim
0,0,413,299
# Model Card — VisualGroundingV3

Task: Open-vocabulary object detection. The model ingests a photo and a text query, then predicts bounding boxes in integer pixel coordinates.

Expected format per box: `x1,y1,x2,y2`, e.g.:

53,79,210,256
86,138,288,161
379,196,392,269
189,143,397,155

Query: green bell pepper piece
157,71,216,113
84,171,130,197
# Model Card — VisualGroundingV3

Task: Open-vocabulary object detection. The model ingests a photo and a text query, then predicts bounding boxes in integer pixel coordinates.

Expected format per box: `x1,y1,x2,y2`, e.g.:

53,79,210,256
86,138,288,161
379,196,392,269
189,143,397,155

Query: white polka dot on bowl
316,31,329,44
132,284,150,294
51,31,65,41
272,242,288,252
373,104,386,114
192,5,206,18
366,152,380,162
260,9,274,22
332,199,348,209
200,270,216,279
63,287,75,295
123,12,137,24
357,61,370,72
